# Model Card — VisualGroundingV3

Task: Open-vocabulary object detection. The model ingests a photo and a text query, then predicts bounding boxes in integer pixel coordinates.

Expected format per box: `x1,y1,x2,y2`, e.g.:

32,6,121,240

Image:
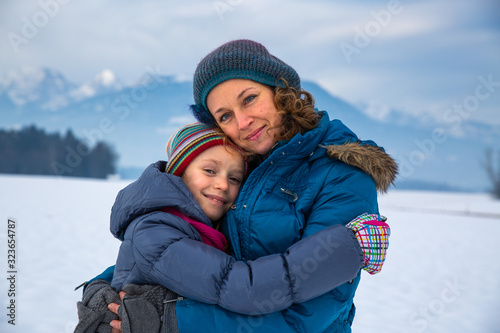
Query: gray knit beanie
191,39,301,125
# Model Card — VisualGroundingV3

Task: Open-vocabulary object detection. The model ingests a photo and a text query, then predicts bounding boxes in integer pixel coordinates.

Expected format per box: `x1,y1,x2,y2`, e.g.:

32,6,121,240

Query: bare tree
483,148,500,199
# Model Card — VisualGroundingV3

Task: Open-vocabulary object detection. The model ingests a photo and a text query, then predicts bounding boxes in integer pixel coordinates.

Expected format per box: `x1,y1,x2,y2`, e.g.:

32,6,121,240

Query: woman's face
206,79,282,155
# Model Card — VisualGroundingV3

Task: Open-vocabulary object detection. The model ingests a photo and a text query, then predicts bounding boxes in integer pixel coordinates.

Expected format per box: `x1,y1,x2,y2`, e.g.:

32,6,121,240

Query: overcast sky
1,0,499,125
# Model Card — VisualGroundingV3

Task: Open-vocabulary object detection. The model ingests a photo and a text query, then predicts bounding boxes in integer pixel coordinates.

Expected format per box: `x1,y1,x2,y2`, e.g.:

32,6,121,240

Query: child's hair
165,122,247,177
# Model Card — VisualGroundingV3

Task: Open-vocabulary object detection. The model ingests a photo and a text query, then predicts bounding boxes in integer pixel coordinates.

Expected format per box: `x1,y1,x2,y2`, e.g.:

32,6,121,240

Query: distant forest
0,125,117,178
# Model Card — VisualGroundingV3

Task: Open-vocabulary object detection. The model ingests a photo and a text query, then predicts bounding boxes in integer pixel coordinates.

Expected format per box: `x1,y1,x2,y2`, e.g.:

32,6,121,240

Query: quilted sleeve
129,213,362,315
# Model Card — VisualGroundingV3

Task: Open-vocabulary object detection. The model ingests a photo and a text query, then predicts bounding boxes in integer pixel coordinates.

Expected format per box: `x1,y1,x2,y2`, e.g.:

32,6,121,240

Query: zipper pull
74,281,87,291
164,296,185,303
280,188,299,202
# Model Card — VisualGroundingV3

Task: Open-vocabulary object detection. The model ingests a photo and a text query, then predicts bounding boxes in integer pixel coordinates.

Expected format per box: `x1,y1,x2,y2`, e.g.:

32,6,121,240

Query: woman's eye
219,113,231,123
244,95,256,104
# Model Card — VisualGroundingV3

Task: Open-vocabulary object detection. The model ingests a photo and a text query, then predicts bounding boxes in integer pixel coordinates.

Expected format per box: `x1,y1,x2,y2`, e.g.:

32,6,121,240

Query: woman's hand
109,291,126,333
345,213,391,275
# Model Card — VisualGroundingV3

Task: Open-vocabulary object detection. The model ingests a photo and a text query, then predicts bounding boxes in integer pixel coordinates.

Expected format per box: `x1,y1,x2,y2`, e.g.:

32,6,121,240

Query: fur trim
325,142,398,193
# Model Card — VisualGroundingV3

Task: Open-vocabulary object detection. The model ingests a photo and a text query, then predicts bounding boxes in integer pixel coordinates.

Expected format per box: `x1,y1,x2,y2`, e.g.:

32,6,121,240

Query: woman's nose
235,111,253,131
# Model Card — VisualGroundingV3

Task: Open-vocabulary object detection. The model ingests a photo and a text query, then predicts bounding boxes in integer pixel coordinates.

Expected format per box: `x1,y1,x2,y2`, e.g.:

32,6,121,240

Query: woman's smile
246,126,266,141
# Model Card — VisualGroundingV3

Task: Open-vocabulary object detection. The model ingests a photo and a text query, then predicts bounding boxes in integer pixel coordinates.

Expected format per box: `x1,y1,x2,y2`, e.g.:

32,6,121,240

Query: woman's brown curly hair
270,78,321,141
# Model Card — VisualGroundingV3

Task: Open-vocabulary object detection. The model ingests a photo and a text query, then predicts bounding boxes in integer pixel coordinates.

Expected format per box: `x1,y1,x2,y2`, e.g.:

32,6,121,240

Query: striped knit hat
190,39,301,125
166,123,247,177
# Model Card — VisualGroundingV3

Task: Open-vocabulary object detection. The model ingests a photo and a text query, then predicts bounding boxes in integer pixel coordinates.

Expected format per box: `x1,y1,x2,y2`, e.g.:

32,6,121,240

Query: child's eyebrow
231,170,245,176
200,158,222,165
201,158,245,173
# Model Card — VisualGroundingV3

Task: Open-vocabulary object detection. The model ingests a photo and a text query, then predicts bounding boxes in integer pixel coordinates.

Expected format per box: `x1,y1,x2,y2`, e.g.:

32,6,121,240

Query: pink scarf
161,208,228,252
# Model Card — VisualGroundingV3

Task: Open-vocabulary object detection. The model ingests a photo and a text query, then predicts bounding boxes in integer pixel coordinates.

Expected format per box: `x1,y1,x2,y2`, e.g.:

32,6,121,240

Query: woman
177,39,397,332
78,39,397,333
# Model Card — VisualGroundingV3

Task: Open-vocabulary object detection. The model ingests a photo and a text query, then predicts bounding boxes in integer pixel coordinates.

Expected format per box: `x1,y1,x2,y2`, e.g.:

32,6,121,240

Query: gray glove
118,284,179,333
74,279,121,333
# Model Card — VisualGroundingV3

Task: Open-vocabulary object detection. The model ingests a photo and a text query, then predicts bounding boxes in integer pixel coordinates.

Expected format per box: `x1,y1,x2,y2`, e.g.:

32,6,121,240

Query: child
110,122,247,291
75,123,390,332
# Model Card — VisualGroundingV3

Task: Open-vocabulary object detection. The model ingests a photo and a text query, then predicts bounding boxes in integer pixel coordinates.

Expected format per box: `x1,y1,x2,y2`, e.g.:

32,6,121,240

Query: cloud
156,116,197,135
1,0,499,125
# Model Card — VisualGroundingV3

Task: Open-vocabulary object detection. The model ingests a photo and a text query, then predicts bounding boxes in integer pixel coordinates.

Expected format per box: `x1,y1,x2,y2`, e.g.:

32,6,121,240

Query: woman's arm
95,176,388,332
129,212,364,315
173,171,385,332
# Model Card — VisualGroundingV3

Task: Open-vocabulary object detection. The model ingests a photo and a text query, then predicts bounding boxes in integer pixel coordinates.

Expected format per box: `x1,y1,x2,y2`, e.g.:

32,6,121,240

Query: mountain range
1,66,499,192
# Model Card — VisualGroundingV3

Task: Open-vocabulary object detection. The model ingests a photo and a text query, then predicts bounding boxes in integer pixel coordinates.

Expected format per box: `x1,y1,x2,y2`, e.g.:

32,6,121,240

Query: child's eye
229,177,241,185
204,169,215,174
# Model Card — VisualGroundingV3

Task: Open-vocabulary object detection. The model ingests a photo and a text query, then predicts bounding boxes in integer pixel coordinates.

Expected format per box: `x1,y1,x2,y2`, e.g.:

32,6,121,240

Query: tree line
483,148,500,199
0,125,117,179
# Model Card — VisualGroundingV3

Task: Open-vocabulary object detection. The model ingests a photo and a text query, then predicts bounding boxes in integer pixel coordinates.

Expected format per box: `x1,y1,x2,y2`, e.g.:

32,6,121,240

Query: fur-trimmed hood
269,111,398,193
325,142,398,193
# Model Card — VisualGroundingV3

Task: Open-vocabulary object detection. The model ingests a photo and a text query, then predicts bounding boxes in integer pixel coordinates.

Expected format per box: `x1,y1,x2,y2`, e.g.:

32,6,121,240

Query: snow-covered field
0,174,499,333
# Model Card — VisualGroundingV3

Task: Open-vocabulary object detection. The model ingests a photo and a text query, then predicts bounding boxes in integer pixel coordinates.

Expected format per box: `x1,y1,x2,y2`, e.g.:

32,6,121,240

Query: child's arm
127,211,389,315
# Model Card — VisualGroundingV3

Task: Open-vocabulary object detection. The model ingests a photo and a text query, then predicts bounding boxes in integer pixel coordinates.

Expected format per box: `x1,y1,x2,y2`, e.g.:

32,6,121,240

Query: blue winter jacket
109,159,367,315
175,112,397,332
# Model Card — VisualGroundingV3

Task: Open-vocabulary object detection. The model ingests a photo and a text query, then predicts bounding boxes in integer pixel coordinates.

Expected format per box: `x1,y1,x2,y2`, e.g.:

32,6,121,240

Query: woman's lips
246,126,265,141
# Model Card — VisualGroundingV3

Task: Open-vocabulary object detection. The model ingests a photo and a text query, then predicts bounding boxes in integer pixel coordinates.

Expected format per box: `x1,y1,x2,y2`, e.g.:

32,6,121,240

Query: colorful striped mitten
345,213,390,275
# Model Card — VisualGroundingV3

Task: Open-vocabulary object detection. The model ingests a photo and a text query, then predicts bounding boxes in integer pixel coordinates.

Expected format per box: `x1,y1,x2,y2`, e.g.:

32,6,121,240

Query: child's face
181,145,245,222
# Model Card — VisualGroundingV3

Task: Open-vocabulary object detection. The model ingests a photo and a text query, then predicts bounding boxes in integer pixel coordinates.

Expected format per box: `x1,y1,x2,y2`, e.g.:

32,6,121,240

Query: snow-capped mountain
0,67,123,110
1,66,499,192
70,69,123,101
0,67,76,110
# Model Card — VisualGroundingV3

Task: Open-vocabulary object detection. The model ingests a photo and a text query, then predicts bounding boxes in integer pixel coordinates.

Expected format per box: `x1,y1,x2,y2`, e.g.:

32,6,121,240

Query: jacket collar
271,111,398,193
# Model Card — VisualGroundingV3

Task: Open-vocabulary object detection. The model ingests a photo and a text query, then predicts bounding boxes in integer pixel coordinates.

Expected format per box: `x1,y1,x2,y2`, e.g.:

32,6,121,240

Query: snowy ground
0,174,499,333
